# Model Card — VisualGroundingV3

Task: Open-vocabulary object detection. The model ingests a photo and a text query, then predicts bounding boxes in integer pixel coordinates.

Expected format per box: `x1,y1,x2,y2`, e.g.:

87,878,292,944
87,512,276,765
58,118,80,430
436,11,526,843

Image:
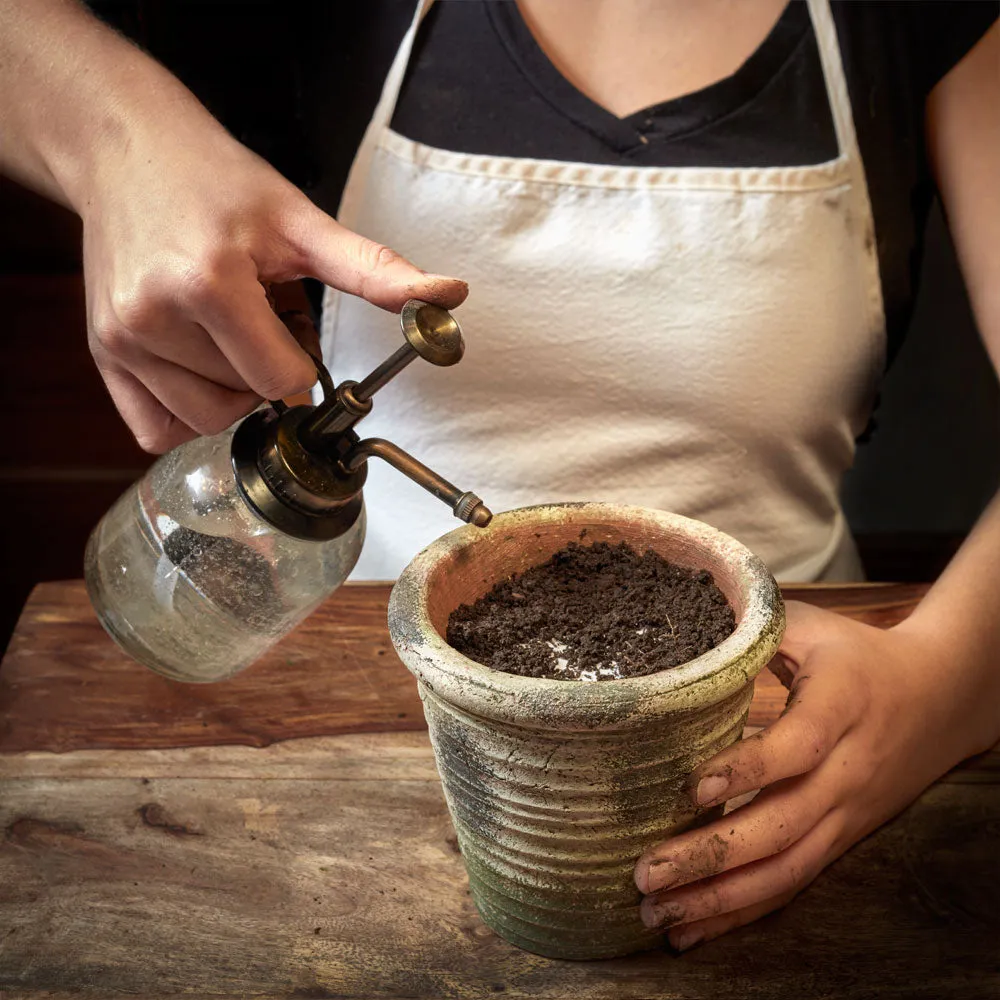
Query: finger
288,208,469,312
773,599,841,665
190,261,318,399
113,349,261,440
640,810,839,930
129,317,251,392
277,310,322,407
766,600,834,690
98,365,198,454
684,670,859,810
635,772,829,894
766,650,797,691
278,308,322,359
665,888,798,952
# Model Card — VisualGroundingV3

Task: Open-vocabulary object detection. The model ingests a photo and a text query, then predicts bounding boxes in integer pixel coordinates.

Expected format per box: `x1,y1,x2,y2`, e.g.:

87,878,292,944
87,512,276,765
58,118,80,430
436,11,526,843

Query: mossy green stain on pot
389,503,785,960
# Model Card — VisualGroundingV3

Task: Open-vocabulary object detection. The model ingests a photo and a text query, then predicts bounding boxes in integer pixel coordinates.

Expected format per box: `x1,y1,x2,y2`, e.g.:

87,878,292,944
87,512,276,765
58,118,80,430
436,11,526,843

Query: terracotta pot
388,503,784,960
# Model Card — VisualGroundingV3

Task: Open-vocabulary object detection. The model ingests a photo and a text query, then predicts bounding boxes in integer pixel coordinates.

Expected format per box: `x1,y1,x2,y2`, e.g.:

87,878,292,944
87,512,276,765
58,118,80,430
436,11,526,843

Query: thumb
290,206,469,312
765,598,829,689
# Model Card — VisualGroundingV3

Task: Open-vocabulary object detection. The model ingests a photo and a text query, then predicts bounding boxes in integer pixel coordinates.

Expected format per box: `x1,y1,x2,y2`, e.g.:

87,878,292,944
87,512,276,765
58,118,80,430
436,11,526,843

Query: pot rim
388,502,785,729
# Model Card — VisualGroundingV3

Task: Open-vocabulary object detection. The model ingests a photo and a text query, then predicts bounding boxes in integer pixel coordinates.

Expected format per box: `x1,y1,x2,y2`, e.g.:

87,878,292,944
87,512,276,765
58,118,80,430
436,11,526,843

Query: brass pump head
231,300,492,541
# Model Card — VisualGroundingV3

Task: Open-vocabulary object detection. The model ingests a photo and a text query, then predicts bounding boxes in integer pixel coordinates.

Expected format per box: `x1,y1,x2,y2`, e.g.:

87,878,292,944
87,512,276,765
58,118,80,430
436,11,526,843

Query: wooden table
1,581,997,999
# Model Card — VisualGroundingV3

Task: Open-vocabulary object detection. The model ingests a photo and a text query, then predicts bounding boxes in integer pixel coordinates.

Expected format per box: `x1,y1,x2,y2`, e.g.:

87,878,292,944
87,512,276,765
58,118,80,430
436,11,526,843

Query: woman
2,0,998,951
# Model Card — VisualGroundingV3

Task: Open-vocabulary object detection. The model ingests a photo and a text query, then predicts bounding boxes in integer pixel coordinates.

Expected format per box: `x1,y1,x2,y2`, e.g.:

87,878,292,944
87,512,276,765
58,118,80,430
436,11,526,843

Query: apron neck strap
336,0,434,226
806,0,860,160
368,0,435,137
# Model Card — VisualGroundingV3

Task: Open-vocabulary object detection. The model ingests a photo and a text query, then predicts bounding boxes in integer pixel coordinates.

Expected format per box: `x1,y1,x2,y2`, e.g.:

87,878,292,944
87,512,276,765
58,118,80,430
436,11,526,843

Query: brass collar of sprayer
232,299,492,542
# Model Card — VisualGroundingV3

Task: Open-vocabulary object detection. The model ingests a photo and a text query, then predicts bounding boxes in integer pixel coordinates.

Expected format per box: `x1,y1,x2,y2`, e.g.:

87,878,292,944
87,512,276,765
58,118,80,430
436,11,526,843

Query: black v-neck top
388,0,997,367
399,1,835,166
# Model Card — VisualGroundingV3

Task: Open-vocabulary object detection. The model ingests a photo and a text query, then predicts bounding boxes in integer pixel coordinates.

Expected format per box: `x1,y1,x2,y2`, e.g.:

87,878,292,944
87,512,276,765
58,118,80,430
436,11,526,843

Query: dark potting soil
446,540,736,681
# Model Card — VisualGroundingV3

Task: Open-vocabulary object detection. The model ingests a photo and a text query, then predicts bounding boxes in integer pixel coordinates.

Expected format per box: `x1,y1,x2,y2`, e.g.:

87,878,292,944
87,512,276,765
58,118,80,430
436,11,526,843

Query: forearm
903,23,1000,759
0,0,223,210
894,490,1000,757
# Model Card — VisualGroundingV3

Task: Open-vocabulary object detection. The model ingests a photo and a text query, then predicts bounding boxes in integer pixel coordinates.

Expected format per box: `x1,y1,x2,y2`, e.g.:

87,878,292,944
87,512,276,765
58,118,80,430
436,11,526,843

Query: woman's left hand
633,599,984,952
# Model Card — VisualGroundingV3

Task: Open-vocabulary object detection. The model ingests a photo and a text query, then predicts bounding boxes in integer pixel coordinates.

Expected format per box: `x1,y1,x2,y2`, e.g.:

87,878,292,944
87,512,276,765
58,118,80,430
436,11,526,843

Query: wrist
53,69,209,215
891,614,1000,758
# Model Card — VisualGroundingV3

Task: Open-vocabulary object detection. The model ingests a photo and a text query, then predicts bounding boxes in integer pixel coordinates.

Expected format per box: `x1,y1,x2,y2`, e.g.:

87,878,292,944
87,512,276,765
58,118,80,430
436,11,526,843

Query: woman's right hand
2,0,466,452
79,119,467,453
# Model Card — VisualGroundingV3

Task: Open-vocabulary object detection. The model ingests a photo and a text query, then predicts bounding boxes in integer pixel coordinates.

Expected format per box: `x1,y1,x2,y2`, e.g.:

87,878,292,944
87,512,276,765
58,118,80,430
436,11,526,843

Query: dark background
1,0,997,650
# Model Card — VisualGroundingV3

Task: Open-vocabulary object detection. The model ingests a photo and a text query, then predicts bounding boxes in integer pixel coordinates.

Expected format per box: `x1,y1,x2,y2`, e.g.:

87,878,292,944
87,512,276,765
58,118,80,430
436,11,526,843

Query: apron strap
806,0,860,161
338,0,434,229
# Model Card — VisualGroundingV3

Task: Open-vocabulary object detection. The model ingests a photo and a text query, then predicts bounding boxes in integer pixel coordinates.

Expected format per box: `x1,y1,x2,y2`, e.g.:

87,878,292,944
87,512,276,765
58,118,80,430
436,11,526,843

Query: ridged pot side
389,504,784,960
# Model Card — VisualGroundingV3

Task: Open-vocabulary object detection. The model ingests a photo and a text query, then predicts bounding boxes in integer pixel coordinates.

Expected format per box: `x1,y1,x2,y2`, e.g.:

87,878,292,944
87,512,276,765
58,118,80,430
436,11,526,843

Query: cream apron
321,0,885,582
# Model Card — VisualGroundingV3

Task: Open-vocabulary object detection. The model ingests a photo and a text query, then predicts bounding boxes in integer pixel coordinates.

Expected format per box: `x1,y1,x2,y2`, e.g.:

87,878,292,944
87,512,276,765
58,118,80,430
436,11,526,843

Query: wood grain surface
0,581,929,753
2,581,999,999
1,733,997,999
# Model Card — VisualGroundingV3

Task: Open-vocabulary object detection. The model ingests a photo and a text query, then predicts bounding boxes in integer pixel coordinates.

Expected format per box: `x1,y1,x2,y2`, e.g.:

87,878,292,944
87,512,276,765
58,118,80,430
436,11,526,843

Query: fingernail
645,859,681,893
640,896,684,929
696,775,729,806
670,927,705,952
422,272,467,286
639,898,660,929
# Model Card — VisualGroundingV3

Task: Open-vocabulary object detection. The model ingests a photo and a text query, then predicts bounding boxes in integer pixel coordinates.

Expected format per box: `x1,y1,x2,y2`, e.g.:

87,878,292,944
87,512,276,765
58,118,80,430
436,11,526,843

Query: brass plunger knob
401,300,465,366
351,300,465,403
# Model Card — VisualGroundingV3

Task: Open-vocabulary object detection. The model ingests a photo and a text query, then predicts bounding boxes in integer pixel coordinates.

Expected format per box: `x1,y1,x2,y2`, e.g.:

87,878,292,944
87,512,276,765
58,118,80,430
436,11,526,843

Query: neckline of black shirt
484,0,812,159
394,0,837,169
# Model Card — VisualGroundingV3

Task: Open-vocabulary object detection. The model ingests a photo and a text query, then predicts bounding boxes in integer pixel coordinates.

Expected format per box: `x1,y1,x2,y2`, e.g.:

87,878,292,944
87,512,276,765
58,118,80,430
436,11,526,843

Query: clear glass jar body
84,423,365,682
